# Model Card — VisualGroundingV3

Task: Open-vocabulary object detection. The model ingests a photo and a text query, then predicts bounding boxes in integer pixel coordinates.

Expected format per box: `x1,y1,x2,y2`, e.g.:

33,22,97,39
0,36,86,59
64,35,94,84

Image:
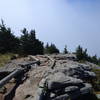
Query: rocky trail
0,54,99,100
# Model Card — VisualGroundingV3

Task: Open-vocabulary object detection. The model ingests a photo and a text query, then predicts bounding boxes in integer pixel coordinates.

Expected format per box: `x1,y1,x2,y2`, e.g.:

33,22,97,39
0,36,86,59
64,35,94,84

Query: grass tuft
0,53,16,67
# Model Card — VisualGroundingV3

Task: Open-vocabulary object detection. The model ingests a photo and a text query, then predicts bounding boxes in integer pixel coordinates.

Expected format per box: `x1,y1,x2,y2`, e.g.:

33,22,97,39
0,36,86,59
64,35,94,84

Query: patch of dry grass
0,53,15,67
92,68,100,98
92,68,100,78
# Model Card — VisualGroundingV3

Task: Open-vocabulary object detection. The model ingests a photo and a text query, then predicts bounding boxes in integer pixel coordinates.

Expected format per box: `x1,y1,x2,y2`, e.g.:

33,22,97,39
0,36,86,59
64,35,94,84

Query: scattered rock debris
0,54,99,100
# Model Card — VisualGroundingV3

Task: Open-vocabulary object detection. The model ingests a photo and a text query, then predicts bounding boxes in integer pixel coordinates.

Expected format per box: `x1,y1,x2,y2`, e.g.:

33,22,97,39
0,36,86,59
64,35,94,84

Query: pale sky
0,0,100,56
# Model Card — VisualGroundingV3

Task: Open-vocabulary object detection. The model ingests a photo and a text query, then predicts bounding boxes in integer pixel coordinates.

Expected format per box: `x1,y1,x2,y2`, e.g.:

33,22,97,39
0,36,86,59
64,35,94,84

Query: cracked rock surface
0,54,98,100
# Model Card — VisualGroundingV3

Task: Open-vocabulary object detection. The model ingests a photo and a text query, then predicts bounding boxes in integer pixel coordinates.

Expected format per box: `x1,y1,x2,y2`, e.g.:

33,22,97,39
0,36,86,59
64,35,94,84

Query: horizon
0,0,100,56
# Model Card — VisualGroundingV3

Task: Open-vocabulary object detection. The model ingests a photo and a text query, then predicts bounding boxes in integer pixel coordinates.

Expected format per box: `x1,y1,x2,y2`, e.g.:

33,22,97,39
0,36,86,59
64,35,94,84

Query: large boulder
46,72,83,90
36,72,92,100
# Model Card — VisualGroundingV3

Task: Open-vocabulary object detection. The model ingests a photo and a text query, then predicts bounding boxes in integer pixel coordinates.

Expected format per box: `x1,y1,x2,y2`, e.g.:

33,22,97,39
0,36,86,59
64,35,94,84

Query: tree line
0,20,99,65
76,45,100,65
0,20,59,55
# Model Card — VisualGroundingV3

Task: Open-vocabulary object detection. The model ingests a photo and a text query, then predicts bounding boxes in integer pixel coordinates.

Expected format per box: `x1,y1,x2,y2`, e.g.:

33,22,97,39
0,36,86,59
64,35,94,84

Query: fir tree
0,20,19,53
44,43,59,54
20,28,44,55
63,45,68,54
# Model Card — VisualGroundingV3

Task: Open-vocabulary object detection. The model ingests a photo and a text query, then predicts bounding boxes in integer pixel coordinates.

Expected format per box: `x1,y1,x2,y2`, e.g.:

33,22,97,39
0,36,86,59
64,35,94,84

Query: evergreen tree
76,45,84,60
20,28,30,55
20,28,44,55
91,55,98,64
63,45,68,54
44,43,59,54
76,45,89,61
0,20,19,53
83,49,88,60
49,43,59,54
76,45,100,65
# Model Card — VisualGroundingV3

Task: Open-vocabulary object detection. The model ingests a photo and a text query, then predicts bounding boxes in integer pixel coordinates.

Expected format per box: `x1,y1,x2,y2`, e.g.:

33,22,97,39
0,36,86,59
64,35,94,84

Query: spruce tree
44,43,59,54
91,55,98,64
0,20,19,53
63,45,68,54
76,45,84,60
20,28,44,55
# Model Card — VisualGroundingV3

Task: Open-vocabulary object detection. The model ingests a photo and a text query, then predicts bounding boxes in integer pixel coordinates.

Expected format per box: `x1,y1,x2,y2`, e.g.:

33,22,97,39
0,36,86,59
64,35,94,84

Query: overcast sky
0,0,100,56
